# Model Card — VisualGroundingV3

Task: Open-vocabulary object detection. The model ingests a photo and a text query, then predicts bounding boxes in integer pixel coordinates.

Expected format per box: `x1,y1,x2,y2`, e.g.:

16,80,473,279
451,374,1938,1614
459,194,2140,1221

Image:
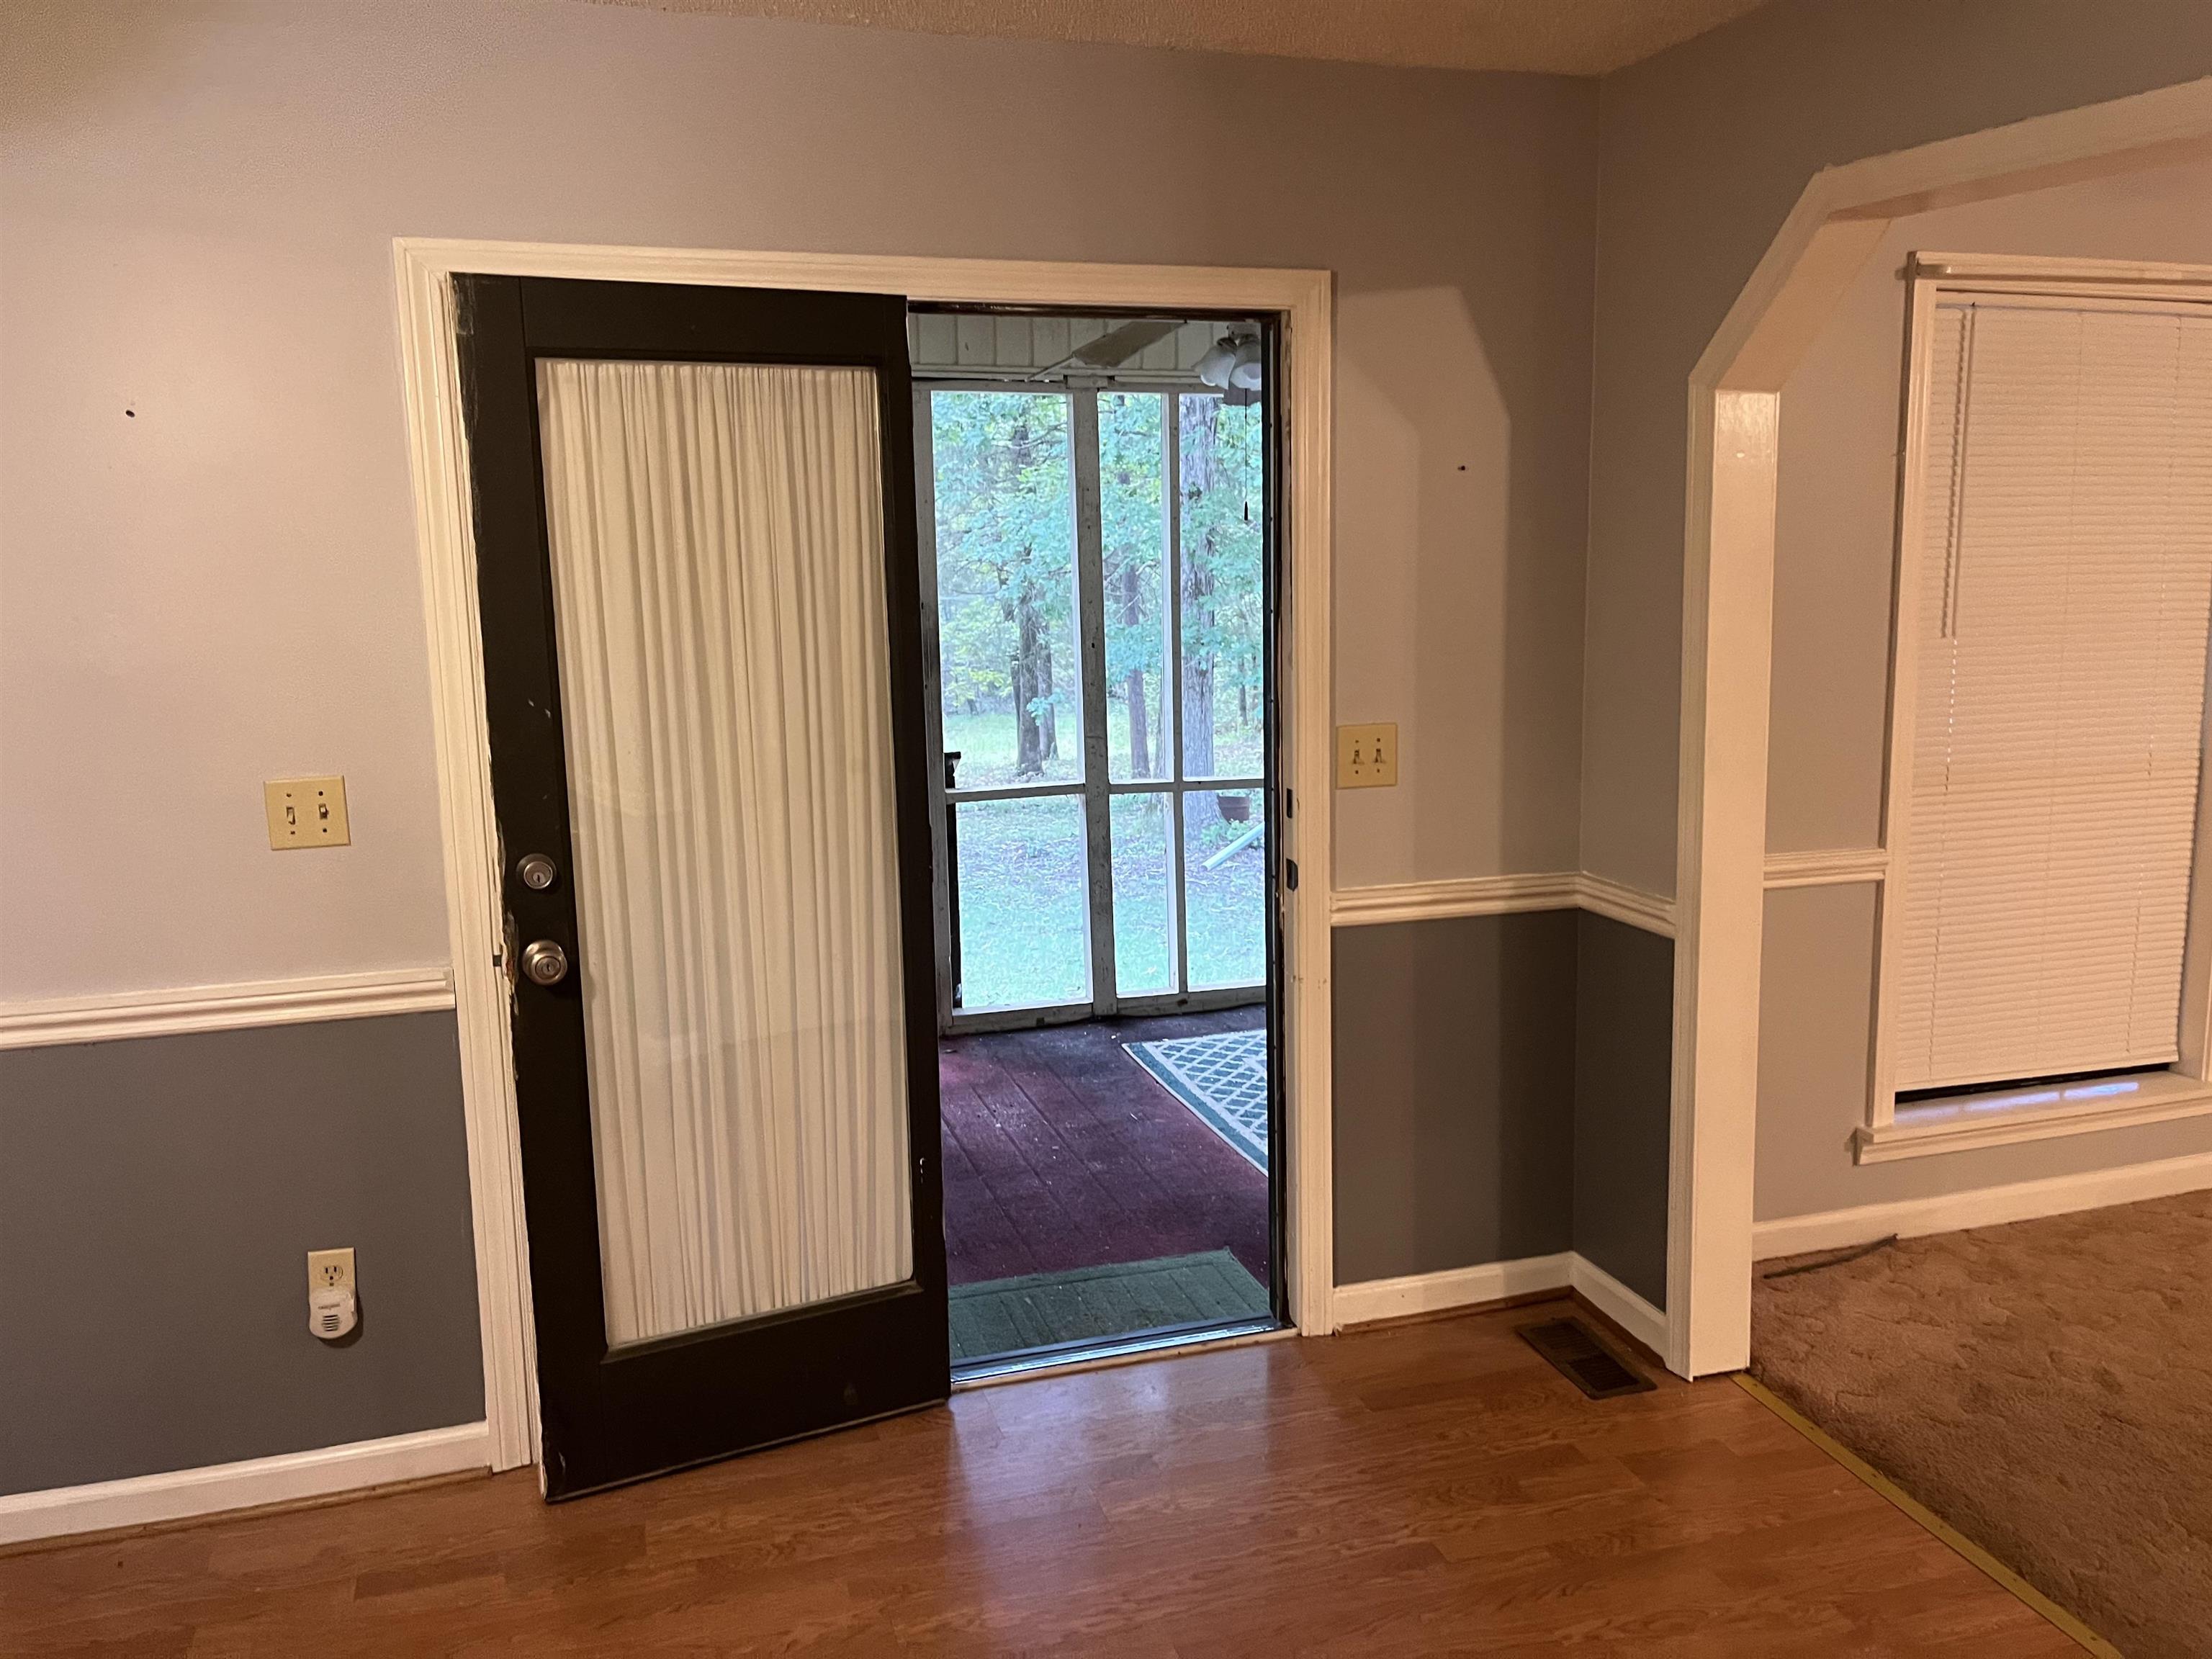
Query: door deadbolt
517,852,558,891
521,940,570,987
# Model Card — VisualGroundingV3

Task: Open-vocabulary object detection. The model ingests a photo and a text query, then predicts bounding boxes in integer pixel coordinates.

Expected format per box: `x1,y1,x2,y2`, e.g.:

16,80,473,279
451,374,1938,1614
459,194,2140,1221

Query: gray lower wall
9,917,1672,1496
1332,913,1580,1284
1331,909,1676,1303
1757,886,2212,1220
1572,912,1674,1308
0,1012,485,1495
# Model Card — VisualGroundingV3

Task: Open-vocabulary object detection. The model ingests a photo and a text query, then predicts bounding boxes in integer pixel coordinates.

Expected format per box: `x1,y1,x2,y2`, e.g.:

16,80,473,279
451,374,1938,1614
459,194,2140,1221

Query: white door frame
392,240,1335,1470
1669,80,2212,1377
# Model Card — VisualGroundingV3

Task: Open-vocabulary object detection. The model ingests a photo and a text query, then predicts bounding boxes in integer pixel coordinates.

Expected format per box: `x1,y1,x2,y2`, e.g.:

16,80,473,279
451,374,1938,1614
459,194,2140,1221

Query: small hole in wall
125,408,135,418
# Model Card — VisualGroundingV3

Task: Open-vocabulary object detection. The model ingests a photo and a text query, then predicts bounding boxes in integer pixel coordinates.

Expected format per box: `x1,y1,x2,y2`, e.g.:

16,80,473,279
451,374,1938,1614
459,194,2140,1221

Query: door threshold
951,1316,1291,1390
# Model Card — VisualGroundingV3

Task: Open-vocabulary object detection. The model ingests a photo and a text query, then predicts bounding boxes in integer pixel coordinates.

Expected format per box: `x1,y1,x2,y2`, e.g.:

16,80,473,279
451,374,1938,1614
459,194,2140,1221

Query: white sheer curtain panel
536,357,913,1347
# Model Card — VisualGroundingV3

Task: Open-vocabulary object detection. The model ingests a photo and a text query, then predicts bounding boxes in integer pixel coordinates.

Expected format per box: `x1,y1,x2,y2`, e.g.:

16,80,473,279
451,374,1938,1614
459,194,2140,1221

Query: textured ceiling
585,0,1773,76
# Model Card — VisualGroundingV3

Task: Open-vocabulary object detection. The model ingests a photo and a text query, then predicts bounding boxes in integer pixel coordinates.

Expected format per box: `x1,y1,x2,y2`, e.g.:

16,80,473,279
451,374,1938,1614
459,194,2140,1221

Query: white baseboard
1332,1250,1671,1362
1332,1252,1574,1327
0,968,457,1050
1753,1150,2212,1260
0,1421,490,1547
1567,1254,1670,1359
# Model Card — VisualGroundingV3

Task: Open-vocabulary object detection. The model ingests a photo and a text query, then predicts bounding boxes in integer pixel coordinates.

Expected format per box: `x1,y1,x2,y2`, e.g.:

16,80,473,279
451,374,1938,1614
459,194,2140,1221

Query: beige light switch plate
266,776,350,849
1336,723,1398,788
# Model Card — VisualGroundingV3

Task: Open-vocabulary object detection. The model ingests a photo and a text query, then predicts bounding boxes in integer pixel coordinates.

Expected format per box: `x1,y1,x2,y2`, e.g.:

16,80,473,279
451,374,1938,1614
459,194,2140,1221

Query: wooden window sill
1854,1071,2212,1164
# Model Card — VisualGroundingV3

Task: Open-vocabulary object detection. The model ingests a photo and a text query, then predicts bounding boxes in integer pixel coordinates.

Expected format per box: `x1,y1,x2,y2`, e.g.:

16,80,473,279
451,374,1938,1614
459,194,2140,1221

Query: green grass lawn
943,706,1265,792
953,788,1264,1011
953,795,1089,1009
941,711,1076,791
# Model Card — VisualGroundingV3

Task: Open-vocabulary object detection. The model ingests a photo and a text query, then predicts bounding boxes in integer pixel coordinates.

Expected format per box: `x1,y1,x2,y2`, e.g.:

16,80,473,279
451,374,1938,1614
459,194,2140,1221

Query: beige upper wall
1583,0,2212,897
0,0,1597,1000
1768,155,2212,855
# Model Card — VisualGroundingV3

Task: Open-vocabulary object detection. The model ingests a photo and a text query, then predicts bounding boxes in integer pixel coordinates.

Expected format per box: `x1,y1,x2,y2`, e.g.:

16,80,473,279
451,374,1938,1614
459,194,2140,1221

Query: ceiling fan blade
1033,317,1182,376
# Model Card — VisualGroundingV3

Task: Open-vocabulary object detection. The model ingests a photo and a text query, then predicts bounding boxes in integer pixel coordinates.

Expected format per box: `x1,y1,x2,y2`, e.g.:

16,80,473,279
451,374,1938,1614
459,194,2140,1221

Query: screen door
457,276,946,1498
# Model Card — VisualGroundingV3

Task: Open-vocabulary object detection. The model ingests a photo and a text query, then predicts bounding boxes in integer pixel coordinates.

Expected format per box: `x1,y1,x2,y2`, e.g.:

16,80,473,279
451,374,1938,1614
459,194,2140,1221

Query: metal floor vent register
1517,1318,1656,1401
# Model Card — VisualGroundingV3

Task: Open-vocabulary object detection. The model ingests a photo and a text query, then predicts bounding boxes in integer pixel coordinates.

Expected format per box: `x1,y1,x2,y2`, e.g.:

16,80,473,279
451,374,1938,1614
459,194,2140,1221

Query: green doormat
948,1250,1271,1363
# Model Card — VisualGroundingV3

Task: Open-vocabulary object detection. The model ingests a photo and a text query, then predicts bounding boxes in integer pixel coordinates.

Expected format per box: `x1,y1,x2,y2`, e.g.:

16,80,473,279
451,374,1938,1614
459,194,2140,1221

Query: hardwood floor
0,1300,2074,1657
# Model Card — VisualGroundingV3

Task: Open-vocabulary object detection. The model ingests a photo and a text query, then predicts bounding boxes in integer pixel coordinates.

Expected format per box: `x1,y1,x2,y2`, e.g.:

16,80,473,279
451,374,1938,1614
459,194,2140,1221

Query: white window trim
1860,250,2212,1164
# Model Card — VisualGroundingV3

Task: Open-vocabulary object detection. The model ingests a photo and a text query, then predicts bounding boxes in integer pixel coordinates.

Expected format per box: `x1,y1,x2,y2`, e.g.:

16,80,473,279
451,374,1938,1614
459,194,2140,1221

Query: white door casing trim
393,240,1334,1470
1668,78,2212,1379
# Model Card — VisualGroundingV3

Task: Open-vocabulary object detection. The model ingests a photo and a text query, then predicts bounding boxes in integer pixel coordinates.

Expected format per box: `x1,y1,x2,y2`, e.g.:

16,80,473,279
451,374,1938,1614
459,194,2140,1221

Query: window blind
1892,298,2212,1093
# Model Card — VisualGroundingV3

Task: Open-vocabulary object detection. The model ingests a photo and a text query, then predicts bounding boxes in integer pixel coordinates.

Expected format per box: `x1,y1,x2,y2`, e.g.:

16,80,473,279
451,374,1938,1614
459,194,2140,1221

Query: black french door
457,276,948,1498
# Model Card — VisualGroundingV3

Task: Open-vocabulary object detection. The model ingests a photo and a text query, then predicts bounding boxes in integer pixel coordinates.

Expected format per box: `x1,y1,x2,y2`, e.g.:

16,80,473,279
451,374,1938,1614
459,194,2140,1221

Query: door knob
521,940,570,987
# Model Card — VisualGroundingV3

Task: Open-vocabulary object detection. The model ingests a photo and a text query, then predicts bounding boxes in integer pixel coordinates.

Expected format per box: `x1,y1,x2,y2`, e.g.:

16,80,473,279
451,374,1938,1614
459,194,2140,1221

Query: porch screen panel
1893,300,2212,1091
536,358,912,1346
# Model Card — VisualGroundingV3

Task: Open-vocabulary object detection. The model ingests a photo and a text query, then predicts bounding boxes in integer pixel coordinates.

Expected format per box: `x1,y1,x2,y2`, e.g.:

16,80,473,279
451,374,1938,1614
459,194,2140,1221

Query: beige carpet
1752,1190,2212,1659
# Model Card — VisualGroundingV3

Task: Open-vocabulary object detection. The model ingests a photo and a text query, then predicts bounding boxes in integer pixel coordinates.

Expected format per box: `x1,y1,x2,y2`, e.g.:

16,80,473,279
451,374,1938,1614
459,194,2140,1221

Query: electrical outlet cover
307,1247,356,1293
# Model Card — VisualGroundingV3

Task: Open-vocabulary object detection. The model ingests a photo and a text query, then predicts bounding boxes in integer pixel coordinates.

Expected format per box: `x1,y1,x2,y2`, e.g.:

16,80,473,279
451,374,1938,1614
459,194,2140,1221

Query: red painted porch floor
938,1006,1270,1291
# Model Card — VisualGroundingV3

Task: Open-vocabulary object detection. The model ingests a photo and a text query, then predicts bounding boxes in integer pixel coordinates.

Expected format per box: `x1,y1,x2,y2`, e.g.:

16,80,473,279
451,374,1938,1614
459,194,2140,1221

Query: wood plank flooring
0,1300,2074,1657
940,1007,1269,1286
